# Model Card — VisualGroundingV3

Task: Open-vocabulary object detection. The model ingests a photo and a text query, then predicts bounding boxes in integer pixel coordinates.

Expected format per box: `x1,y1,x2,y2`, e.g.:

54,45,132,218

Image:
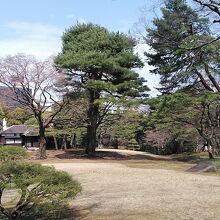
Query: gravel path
44,149,220,220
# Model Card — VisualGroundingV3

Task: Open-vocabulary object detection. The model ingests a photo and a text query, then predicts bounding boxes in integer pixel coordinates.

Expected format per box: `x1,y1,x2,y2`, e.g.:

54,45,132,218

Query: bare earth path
44,149,220,220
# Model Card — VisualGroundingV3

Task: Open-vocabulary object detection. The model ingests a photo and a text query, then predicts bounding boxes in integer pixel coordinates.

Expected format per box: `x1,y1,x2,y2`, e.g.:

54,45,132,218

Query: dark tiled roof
1,125,39,136
1,125,28,134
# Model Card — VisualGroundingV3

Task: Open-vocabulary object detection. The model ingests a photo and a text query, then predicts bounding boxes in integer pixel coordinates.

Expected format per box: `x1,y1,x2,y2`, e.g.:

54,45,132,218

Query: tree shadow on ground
174,155,207,163
19,204,99,220
0,204,95,220
71,203,100,220
52,149,168,161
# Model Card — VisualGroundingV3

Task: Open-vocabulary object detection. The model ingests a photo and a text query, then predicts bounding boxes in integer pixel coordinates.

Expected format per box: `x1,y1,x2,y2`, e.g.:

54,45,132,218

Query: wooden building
0,125,39,147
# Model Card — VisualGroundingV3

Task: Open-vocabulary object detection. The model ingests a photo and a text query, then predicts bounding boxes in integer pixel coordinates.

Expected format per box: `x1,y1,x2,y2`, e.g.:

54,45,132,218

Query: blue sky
0,0,161,95
0,0,156,55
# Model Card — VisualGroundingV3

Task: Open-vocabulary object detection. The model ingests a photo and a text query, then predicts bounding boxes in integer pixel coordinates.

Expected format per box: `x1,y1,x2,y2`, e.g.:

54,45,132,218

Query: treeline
0,0,219,159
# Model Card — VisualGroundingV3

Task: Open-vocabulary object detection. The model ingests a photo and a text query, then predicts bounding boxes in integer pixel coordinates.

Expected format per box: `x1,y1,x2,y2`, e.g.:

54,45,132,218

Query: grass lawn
43,149,220,220
2,149,219,219
172,151,220,163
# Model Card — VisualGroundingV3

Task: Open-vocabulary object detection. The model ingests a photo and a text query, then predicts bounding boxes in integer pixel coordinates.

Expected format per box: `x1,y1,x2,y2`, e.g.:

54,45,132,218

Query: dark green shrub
0,161,82,220
127,139,140,150
0,146,28,161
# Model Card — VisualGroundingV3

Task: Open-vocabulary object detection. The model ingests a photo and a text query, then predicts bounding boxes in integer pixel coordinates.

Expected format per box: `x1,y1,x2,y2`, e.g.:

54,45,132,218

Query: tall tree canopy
55,23,149,156
145,0,220,93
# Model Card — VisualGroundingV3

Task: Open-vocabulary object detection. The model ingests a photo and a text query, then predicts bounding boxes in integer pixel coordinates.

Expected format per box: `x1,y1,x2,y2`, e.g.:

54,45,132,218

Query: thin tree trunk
39,126,46,159
195,69,214,91
208,151,214,159
70,133,76,148
204,64,220,92
61,134,67,150
53,135,58,150
98,132,103,148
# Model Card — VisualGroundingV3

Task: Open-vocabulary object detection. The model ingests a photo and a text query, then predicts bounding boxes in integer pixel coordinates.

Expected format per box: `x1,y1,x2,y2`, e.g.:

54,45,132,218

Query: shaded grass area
171,151,207,160
38,149,169,161
124,159,193,172
172,152,220,165
120,151,220,173
171,152,220,174
0,207,76,220
73,210,160,220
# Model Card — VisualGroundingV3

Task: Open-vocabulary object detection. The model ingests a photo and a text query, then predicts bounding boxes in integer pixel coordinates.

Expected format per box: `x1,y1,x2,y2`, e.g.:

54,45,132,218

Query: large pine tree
55,23,149,156
146,0,220,93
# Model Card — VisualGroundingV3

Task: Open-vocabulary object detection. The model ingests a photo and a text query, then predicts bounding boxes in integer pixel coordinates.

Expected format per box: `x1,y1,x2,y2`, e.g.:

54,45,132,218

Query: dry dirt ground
43,149,220,220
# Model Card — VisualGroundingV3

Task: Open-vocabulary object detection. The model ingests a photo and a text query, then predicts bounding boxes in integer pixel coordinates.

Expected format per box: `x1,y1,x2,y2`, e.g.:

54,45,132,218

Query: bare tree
193,0,220,23
145,129,170,149
0,54,67,159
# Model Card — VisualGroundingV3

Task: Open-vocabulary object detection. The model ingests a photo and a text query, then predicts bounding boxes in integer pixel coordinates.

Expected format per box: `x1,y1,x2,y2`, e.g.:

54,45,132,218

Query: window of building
5,139,15,144
14,139,22,144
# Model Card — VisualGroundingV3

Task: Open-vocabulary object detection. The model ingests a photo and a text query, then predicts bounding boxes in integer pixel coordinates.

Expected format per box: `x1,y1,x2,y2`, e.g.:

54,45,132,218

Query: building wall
0,134,39,147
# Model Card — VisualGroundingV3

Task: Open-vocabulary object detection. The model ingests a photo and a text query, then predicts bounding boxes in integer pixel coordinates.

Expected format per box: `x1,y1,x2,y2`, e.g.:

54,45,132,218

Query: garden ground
43,149,220,220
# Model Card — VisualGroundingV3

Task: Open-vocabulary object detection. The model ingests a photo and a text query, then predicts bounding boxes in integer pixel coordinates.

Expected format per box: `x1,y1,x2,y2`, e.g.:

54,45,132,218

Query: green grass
171,152,220,170
213,159,220,168
172,152,208,163
174,155,206,162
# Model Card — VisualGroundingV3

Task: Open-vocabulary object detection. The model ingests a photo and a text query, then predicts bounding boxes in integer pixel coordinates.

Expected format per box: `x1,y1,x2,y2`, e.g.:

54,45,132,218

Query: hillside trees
55,23,149,156
0,54,68,159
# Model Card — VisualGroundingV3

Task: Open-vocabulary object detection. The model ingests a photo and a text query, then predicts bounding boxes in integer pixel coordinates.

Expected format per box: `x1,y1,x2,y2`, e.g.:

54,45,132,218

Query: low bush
0,146,28,162
0,161,82,220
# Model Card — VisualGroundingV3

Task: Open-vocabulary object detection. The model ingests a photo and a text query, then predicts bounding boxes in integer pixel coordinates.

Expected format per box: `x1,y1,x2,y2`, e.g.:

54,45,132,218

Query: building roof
1,125,39,136
1,125,27,134
23,126,39,136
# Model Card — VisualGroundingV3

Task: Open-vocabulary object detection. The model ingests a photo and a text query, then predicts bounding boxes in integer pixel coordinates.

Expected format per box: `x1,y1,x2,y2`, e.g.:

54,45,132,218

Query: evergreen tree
55,23,149,156
146,91,220,157
146,0,220,93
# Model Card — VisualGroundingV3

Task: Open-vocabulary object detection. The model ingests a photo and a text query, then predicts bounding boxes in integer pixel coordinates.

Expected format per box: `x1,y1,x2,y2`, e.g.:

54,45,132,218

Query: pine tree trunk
86,124,97,156
85,90,99,157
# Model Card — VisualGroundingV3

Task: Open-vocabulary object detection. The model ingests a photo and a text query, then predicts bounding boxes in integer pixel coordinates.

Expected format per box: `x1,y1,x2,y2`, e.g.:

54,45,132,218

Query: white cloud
0,22,62,59
0,22,160,95
6,22,61,37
